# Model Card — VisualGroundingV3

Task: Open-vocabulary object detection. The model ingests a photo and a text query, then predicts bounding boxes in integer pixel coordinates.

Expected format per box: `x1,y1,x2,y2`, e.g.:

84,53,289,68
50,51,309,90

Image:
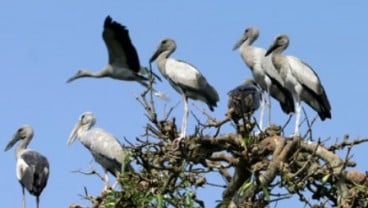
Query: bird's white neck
15,140,30,159
75,125,92,144
156,51,171,76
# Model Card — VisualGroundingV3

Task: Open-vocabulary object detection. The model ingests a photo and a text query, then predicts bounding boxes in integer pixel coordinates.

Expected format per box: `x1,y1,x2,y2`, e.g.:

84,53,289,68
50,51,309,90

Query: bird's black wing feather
21,150,49,196
103,16,141,72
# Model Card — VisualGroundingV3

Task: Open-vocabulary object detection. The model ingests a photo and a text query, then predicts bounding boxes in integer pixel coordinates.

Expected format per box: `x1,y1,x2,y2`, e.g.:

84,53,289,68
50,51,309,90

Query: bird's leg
22,186,26,208
294,100,301,136
179,95,189,140
111,171,121,190
258,93,265,130
103,171,111,190
173,95,189,148
268,92,272,126
36,196,40,208
112,180,119,190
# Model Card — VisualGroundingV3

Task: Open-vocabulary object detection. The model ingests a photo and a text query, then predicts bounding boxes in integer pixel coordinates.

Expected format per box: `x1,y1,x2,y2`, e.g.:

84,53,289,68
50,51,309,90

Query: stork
227,78,262,129
67,112,127,188
233,27,294,129
265,34,331,135
149,38,219,141
67,15,161,86
4,125,49,208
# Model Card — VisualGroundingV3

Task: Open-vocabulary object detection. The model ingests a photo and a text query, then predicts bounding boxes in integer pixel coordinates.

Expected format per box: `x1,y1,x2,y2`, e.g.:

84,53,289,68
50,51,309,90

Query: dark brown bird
228,78,261,125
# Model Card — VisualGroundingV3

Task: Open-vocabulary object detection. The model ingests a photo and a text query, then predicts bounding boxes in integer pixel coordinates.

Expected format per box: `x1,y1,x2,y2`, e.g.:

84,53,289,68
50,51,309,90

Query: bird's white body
164,59,201,88
240,45,285,92
15,149,33,181
241,45,269,87
103,64,146,81
68,112,125,188
16,149,49,194
76,127,124,170
284,56,320,94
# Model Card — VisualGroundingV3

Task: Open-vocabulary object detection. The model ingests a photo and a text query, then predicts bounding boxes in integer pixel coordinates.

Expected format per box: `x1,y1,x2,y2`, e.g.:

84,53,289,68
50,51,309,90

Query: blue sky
1,1,367,207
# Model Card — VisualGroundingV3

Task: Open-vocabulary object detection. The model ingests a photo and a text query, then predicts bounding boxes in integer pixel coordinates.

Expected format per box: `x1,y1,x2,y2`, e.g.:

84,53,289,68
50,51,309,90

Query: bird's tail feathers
302,87,331,121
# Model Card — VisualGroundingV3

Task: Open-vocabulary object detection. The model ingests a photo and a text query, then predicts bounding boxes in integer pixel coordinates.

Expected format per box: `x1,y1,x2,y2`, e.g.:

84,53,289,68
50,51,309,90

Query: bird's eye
17,128,23,133
162,40,167,44
245,28,249,33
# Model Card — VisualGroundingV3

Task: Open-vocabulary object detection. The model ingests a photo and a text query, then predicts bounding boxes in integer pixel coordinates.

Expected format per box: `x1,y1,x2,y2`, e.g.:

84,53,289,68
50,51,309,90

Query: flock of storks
5,16,331,208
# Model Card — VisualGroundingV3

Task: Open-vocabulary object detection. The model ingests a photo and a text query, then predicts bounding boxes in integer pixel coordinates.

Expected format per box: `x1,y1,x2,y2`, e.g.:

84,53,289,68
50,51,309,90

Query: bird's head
5,125,34,151
265,34,289,56
66,70,89,83
149,38,176,63
243,78,258,86
233,27,260,50
67,112,96,145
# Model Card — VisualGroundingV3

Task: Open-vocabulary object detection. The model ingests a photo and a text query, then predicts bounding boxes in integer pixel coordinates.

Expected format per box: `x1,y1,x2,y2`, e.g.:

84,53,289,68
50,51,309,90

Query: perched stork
67,15,161,86
227,78,262,126
233,27,294,129
67,112,127,188
4,125,49,208
149,38,219,141
265,34,331,135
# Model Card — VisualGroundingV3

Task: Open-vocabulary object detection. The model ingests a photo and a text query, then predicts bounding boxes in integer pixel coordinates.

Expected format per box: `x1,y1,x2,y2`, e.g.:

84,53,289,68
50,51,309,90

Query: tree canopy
69,82,368,208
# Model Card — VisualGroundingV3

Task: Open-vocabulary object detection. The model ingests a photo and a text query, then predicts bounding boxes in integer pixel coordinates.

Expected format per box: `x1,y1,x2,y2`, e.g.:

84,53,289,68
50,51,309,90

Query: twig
329,137,368,151
206,182,227,188
281,114,293,134
71,168,105,183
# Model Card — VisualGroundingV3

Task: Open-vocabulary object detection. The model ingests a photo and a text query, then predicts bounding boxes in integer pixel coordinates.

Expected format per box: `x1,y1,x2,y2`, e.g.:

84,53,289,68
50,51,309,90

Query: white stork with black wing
233,27,294,129
5,125,49,208
67,112,127,188
67,15,161,86
265,34,331,135
149,38,219,142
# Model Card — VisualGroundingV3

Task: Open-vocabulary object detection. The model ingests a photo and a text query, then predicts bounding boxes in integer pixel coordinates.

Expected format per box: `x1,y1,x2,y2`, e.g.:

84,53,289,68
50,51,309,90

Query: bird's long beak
233,35,247,51
265,42,278,57
66,76,77,83
67,121,81,145
140,66,162,82
149,46,164,63
66,70,84,83
4,134,21,151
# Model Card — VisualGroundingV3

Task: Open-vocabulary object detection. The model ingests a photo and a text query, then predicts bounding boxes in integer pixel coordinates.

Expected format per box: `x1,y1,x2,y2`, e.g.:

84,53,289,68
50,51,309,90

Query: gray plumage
233,27,294,129
67,15,161,86
5,125,49,208
228,79,262,124
67,112,124,182
265,34,331,135
149,38,219,140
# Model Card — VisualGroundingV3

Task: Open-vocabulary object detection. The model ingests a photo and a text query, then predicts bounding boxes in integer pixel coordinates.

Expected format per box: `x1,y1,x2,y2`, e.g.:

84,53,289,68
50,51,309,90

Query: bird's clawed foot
288,131,301,139
172,134,185,150
102,174,112,191
103,184,112,192
111,180,120,190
